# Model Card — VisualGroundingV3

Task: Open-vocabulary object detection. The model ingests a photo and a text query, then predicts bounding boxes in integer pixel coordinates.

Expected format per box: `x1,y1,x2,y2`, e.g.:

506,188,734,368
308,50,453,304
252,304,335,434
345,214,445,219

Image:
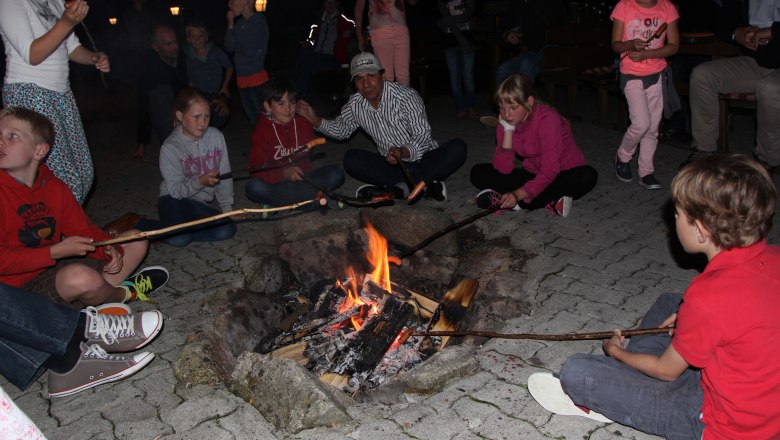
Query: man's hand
757,27,773,45
92,51,110,73
283,166,304,181
50,236,96,259
602,329,626,357
504,31,522,46
296,100,322,127
735,26,760,50
385,146,409,165
102,245,124,275
211,97,229,116
198,171,220,187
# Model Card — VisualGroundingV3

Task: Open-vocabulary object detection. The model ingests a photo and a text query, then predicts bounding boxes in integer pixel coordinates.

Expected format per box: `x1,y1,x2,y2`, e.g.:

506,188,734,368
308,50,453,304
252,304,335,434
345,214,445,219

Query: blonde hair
494,74,536,111
671,154,776,249
0,107,54,147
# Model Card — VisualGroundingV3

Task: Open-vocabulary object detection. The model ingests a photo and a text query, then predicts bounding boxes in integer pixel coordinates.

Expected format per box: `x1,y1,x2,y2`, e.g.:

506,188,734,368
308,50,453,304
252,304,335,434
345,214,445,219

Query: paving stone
468,411,547,440
404,409,469,439
160,387,239,432
115,418,174,440
217,403,278,440
46,411,113,440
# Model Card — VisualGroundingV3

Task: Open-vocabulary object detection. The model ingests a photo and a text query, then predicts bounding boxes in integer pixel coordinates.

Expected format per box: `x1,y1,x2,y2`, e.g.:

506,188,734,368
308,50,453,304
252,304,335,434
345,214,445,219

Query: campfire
260,223,478,394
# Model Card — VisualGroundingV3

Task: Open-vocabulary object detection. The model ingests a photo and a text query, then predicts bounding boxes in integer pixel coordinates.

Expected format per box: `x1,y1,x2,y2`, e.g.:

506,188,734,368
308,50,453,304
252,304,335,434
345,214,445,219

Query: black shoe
639,174,662,190
120,266,169,302
615,158,632,182
679,148,714,169
355,184,404,200
425,181,447,201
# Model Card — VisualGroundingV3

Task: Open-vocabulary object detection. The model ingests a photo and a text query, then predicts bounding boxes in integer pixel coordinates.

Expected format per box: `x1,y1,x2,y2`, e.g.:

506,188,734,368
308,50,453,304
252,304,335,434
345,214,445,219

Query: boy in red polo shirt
529,154,780,439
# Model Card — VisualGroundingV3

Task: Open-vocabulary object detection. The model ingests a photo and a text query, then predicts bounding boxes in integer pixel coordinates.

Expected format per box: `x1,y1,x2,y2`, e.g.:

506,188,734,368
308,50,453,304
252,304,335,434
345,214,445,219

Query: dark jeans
136,195,237,247
470,163,598,210
0,282,80,390
238,85,264,126
496,50,544,84
444,47,476,111
293,49,343,95
560,293,705,440
343,138,467,188
245,164,345,207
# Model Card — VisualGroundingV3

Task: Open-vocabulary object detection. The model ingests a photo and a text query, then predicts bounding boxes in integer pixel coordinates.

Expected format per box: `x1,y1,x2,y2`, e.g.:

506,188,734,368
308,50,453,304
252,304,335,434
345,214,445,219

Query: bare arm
28,0,87,65
611,19,649,53
630,20,680,61
603,329,689,381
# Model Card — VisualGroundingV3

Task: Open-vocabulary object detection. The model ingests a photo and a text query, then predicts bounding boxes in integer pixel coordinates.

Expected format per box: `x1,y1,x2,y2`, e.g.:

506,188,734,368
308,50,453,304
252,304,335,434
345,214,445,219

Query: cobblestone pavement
3,87,778,440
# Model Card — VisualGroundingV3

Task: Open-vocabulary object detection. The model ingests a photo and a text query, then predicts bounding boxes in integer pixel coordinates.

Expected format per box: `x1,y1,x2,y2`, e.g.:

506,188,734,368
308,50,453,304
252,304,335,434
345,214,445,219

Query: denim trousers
496,50,544,85
469,163,598,210
0,283,80,390
136,196,237,247
444,47,476,112
239,85,264,126
343,138,467,187
245,164,345,207
559,293,705,440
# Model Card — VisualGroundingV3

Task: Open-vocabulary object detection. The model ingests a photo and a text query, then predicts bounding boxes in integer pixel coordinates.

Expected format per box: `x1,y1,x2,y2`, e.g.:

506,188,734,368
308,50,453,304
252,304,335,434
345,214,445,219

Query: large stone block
230,352,351,433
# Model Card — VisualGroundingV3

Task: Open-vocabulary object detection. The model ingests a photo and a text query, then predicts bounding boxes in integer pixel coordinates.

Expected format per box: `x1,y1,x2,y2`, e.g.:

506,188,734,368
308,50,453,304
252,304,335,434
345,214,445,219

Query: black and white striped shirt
318,81,438,162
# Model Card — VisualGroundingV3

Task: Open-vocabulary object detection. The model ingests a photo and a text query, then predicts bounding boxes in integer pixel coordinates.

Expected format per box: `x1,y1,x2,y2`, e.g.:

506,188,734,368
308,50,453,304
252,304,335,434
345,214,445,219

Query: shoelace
130,272,155,302
544,201,560,217
84,307,135,345
83,344,116,360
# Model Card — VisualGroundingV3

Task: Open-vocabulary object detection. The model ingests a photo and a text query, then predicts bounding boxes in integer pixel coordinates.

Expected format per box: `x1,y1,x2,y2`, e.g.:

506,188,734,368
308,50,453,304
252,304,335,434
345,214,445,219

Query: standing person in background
354,0,418,86
225,0,269,126
611,0,679,190
131,24,189,161
0,0,110,204
183,20,234,130
437,0,476,119
293,0,355,95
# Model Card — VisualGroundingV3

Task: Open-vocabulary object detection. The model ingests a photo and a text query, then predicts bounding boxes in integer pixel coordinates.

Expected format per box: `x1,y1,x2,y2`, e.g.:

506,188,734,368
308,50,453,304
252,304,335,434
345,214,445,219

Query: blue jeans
148,84,176,142
343,138,467,187
0,283,80,390
239,86,264,126
496,50,544,84
136,196,237,247
444,47,476,112
245,164,345,207
559,293,705,440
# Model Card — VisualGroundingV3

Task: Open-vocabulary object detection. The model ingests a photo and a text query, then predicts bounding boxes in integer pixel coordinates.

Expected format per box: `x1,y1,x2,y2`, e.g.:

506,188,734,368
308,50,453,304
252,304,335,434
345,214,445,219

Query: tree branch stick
93,198,320,247
397,205,501,258
409,327,671,341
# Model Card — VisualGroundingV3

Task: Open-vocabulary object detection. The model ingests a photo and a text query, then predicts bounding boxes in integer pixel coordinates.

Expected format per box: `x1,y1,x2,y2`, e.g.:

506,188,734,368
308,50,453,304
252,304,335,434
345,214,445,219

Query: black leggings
470,163,598,210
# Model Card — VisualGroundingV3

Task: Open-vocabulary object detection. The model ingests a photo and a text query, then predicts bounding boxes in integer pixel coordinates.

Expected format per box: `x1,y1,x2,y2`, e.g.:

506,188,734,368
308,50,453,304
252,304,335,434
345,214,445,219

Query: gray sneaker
47,343,154,398
84,308,164,352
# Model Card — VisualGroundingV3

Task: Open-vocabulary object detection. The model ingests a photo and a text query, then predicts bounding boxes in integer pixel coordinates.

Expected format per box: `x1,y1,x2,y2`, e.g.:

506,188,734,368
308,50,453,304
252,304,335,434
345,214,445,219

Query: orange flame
336,223,392,331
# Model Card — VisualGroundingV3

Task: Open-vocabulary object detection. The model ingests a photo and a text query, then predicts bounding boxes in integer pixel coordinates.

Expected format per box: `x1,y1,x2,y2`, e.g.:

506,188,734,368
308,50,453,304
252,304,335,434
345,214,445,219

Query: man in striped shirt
297,52,467,201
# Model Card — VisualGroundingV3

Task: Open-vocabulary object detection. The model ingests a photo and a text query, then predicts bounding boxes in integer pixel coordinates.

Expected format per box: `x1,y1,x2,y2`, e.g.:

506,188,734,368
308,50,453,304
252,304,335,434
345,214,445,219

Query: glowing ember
336,223,392,331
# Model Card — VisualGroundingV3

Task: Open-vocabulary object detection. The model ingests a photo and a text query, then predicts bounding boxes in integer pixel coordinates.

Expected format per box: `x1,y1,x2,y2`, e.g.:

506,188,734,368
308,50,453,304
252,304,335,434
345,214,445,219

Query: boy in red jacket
0,108,168,307
246,77,344,208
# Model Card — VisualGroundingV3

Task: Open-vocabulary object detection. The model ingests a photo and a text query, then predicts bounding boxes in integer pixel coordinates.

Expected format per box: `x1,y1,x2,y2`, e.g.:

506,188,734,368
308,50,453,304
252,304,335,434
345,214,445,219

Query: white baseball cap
350,52,384,80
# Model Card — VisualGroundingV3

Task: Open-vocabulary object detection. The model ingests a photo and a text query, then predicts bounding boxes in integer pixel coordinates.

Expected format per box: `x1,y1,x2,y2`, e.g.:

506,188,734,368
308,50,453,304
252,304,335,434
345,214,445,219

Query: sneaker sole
527,372,612,423
132,310,164,351
475,189,501,209
47,352,155,398
559,197,572,217
639,182,662,190
615,171,632,183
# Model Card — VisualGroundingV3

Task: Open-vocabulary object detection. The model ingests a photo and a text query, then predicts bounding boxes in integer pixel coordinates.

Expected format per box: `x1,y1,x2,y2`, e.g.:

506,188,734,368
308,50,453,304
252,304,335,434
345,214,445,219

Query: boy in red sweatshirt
246,77,344,208
0,107,168,307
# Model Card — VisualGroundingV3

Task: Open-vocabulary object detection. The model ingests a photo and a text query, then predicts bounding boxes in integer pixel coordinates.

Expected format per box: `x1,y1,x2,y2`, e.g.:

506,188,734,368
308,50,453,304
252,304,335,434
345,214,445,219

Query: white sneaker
527,372,612,423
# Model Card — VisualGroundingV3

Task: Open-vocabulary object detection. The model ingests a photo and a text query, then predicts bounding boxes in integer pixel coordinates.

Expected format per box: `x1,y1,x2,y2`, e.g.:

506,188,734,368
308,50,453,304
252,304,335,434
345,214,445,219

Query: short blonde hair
0,107,54,147
671,154,776,249
494,74,536,111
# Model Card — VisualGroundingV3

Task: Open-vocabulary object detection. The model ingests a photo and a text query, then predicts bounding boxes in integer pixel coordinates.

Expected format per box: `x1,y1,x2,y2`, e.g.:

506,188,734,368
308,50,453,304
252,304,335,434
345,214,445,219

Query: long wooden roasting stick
404,327,672,342
218,137,327,180
396,205,502,258
93,197,323,247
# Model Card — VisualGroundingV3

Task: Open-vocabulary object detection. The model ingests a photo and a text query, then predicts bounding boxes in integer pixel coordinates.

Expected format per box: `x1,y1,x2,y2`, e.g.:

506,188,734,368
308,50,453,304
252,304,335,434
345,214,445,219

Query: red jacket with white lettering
249,113,315,184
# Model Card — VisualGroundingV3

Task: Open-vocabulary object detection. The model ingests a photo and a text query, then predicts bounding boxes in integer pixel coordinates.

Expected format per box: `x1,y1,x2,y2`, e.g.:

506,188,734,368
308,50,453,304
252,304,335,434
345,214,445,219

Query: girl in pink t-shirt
611,0,679,189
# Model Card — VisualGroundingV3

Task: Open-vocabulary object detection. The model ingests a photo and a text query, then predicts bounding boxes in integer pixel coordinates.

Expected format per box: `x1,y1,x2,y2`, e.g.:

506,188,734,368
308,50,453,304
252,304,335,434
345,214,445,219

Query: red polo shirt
673,241,780,439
